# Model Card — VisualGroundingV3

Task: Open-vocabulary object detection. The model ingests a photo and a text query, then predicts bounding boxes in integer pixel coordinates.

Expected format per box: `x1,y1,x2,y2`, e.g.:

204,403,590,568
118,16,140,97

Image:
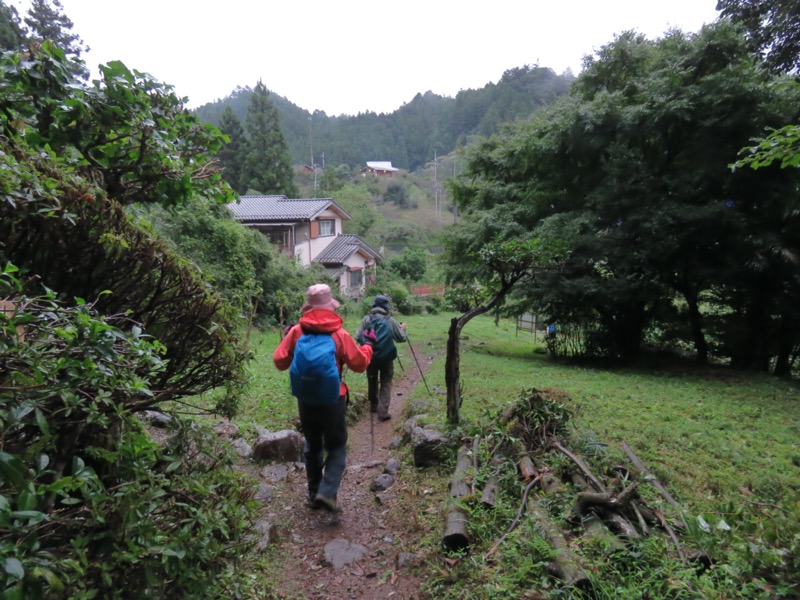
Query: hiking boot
306,494,321,510
378,414,391,422
313,493,340,513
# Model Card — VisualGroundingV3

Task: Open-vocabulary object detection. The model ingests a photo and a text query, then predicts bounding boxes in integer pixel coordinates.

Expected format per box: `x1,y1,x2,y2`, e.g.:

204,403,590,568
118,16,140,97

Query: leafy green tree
717,0,800,73
241,80,298,196
333,181,382,241
441,237,565,423
448,23,800,368
0,0,23,50
384,247,427,281
217,105,247,193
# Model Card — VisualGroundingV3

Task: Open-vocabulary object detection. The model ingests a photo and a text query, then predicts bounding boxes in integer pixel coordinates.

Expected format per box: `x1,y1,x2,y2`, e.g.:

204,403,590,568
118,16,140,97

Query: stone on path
323,539,368,570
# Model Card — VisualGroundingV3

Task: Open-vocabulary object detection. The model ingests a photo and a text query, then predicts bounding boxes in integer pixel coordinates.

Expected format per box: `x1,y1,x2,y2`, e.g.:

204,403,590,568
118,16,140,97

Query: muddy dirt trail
264,345,438,600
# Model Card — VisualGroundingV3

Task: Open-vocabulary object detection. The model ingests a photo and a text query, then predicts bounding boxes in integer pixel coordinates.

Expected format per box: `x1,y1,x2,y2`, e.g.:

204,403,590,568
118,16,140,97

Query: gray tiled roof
227,195,351,222
313,234,382,265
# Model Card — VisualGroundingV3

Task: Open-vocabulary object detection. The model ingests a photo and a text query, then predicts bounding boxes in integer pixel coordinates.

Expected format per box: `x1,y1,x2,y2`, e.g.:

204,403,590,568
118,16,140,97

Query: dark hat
373,295,391,308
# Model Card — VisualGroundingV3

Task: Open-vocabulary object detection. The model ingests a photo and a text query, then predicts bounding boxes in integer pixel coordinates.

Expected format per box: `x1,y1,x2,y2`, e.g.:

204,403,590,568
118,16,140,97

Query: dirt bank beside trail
264,347,438,600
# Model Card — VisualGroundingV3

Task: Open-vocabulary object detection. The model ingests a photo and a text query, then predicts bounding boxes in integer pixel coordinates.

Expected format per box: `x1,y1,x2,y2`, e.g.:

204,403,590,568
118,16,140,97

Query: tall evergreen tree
0,0,24,50
241,80,298,197
23,0,88,77
217,105,247,194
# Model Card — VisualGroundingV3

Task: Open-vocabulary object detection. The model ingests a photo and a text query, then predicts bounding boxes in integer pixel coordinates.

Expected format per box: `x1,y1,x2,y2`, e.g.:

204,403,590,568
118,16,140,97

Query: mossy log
526,498,591,589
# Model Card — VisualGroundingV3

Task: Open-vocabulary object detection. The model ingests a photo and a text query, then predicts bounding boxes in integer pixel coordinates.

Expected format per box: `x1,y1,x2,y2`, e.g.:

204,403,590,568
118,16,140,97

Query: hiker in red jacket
274,284,373,512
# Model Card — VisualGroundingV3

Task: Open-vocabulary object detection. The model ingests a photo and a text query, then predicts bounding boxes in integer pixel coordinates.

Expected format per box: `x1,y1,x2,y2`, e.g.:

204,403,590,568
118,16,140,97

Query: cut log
442,445,473,551
480,475,499,509
526,498,591,589
443,510,470,552
518,455,537,482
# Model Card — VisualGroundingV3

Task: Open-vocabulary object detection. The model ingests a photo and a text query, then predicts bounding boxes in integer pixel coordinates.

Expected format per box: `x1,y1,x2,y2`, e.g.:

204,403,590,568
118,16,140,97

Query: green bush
0,270,260,598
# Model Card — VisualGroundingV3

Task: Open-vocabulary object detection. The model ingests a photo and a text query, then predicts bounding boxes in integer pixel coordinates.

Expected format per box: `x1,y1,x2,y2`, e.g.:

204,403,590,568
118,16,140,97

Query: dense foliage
717,0,800,73
1,270,258,598
0,37,259,597
194,66,575,171
447,22,800,372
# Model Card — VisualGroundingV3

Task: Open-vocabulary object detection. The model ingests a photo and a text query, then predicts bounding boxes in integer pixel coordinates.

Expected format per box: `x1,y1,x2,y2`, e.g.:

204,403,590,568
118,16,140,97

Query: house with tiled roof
227,195,381,299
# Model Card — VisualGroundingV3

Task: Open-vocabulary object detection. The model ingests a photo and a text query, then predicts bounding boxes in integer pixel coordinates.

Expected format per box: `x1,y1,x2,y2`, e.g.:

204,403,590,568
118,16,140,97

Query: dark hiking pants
298,395,348,500
367,359,394,419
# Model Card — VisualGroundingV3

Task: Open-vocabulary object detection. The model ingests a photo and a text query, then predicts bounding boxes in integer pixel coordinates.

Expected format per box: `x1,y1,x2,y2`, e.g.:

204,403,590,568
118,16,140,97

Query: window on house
349,269,363,289
319,219,335,236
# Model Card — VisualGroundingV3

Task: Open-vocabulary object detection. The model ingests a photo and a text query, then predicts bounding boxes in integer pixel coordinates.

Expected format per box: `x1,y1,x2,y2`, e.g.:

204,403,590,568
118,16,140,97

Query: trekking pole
395,353,405,371
404,333,431,394
369,409,374,455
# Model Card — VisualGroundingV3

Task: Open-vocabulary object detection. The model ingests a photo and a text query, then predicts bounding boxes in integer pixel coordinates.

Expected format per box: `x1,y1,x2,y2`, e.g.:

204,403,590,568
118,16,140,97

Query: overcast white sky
11,0,720,116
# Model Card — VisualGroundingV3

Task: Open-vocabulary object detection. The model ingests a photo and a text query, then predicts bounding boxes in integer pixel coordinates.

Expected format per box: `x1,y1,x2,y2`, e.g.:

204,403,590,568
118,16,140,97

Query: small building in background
360,161,399,176
227,195,381,299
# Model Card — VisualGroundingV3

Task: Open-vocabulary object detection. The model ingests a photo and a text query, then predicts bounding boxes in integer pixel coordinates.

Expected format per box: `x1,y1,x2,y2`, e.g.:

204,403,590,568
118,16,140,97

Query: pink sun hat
301,283,340,313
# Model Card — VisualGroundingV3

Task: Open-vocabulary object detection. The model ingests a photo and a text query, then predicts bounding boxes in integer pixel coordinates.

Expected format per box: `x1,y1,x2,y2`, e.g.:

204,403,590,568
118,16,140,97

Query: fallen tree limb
472,435,480,494
553,441,605,492
657,511,687,566
621,442,680,510
581,514,627,555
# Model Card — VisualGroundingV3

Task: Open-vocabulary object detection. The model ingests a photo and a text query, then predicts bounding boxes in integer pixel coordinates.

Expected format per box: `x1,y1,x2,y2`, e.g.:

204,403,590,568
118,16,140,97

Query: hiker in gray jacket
355,295,407,421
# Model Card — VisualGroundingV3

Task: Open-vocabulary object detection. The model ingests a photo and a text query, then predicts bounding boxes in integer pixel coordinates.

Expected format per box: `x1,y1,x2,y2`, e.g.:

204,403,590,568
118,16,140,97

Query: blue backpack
289,332,340,405
367,315,397,362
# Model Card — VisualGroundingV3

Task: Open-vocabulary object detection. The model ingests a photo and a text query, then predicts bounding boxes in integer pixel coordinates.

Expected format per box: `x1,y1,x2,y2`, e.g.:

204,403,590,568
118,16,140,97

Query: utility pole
432,150,442,224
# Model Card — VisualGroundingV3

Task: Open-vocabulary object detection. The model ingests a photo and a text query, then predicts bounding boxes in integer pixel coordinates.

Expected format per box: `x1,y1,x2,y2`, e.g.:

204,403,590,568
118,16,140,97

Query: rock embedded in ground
232,438,253,458
411,427,449,467
261,463,289,482
254,483,273,503
384,457,401,475
370,473,395,492
323,539,368,570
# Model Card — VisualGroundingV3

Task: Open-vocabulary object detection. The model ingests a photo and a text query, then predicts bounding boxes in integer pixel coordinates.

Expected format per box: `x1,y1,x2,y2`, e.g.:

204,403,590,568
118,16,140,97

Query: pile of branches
442,387,702,591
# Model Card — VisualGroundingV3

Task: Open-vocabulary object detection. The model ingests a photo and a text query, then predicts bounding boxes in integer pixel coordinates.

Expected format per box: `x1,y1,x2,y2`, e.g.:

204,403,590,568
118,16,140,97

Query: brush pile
442,387,704,591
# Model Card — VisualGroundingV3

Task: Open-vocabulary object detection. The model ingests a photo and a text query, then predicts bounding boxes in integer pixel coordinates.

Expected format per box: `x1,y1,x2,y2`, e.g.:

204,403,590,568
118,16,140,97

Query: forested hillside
194,65,574,171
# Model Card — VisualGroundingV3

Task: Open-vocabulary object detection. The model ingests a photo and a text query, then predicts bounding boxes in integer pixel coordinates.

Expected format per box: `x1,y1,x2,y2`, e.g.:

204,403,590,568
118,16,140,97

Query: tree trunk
445,292,507,424
682,286,708,364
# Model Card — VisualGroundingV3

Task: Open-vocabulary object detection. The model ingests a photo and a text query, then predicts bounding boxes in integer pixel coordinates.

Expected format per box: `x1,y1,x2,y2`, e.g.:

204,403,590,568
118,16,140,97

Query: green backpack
366,315,397,362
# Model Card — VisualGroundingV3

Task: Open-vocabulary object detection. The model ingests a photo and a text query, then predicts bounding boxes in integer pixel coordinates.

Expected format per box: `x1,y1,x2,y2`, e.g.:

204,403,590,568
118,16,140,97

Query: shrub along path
265,345,437,599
